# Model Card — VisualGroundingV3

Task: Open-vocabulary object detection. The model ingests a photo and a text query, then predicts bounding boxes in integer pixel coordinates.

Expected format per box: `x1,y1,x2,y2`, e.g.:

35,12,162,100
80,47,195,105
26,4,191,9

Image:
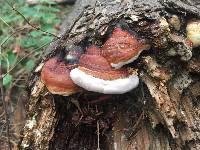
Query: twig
1,135,17,147
125,111,144,150
5,0,60,39
0,16,14,31
97,121,100,150
1,41,53,79
127,111,144,139
0,111,5,118
0,46,12,150
0,28,25,47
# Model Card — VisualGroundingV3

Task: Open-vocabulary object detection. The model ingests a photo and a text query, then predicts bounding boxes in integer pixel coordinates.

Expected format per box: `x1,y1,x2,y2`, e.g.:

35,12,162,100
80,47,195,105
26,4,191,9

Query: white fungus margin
110,45,150,69
111,52,142,69
70,68,139,94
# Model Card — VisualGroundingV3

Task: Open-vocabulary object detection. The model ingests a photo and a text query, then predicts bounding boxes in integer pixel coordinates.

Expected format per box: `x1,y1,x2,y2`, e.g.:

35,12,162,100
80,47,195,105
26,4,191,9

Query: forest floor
0,0,72,149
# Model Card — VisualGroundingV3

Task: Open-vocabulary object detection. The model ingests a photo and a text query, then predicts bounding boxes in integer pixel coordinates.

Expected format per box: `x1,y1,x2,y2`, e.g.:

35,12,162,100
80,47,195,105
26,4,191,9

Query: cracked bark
19,0,200,149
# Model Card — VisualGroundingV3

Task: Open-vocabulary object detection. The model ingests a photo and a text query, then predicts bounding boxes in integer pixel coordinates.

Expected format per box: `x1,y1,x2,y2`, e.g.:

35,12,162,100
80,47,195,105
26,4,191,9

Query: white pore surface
70,68,139,94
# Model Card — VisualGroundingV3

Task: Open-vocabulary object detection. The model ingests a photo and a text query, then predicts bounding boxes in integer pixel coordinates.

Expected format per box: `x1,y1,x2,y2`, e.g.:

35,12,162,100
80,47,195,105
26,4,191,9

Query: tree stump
19,0,200,149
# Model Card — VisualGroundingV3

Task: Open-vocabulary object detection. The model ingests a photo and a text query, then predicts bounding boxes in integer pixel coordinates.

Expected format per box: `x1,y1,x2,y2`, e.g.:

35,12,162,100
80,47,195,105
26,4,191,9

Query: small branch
1,40,54,79
0,16,14,31
97,120,100,150
5,0,60,39
0,47,12,150
0,28,25,47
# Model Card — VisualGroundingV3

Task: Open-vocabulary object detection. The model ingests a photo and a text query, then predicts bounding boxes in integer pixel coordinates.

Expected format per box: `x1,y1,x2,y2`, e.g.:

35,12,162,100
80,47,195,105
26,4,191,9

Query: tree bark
19,0,200,149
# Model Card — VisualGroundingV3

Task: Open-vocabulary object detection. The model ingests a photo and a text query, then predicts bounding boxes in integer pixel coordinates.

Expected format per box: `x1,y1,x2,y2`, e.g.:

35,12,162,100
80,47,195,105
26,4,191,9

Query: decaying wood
19,0,200,149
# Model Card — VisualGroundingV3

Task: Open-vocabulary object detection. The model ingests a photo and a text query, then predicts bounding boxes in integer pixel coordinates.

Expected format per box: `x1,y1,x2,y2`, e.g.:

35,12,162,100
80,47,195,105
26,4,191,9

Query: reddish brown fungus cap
78,54,131,80
102,27,150,69
86,45,102,56
41,57,81,96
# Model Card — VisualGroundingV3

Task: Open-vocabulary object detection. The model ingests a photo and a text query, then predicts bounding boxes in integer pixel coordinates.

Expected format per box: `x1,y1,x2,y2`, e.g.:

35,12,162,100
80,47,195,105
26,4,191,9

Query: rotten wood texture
19,0,200,149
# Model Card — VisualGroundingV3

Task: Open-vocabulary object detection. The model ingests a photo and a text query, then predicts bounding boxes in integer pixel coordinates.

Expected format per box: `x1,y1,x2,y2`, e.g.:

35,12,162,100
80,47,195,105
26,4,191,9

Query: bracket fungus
41,57,81,96
102,26,150,69
70,46,139,94
41,24,150,95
